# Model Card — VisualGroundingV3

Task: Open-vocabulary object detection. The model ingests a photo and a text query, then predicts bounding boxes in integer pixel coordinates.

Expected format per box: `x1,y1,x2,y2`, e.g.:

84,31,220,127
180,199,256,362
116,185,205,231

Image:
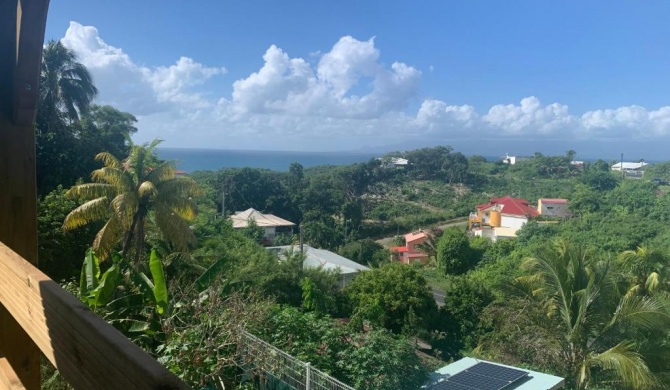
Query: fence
237,329,356,390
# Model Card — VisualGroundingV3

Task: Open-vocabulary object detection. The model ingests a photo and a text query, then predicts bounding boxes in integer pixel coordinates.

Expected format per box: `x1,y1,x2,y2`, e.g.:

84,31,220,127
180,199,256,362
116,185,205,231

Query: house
230,208,295,242
611,161,648,177
502,153,530,165
468,196,539,241
424,357,564,390
537,198,570,217
268,245,369,288
378,156,410,168
390,230,430,264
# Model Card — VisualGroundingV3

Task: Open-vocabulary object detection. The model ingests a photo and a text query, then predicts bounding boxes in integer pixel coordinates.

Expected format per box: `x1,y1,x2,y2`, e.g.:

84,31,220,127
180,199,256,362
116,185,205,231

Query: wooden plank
0,354,26,390
0,1,44,388
0,242,192,390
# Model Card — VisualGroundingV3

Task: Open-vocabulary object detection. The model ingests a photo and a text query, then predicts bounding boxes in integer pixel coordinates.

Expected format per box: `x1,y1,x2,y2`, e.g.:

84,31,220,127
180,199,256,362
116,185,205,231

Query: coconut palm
63,139,200,264
39,40,98,131
519,239,670,389
618,246,670,297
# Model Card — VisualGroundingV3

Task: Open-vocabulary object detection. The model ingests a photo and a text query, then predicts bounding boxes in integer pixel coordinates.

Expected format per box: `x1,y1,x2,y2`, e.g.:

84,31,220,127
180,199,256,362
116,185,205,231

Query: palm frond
607,295,670,331
92,167,134,190
63,197,110,230
92,216,123,260
145,161,176,184
95,152,122,169
585,341,659,390
153,204,197,252
65,183,115,200
110,192,139,229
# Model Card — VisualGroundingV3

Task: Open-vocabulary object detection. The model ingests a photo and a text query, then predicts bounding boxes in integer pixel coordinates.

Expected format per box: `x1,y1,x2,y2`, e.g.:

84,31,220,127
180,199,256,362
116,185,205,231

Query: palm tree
39,40,98,131
63,139,200,265
618,246,670,297
519,239,670,389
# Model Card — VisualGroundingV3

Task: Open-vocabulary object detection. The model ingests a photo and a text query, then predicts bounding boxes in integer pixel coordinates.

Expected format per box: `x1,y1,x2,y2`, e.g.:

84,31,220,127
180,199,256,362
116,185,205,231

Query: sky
44,1,670,159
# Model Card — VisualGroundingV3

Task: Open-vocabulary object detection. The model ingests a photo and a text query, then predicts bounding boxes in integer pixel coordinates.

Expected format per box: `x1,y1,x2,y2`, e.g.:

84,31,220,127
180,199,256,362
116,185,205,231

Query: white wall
500,215,527,230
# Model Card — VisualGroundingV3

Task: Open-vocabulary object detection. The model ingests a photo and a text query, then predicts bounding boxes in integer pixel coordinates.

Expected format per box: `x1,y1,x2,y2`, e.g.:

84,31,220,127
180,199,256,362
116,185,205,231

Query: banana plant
78,248,170,348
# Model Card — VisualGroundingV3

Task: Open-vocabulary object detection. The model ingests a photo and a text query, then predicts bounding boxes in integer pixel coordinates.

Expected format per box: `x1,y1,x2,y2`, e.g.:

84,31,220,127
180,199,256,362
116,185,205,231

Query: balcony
0,1,190,388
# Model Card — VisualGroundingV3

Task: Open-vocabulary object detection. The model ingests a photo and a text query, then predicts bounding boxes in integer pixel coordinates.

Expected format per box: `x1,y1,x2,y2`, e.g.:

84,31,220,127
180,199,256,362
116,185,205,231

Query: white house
611,161,648,177
502,153,530,165
230,208,295,242
538,198,570,217
469,196,539,241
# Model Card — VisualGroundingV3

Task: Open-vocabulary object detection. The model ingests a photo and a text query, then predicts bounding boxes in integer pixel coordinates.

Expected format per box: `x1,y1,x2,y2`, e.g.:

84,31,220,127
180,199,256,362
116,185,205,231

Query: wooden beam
13,0,50,126
0,1,50,389
0,354,26,390
0,242,192,390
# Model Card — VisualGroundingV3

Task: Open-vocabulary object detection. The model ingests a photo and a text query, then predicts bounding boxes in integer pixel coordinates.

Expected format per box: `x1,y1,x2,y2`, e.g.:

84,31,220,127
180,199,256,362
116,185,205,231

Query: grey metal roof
268,245,370,275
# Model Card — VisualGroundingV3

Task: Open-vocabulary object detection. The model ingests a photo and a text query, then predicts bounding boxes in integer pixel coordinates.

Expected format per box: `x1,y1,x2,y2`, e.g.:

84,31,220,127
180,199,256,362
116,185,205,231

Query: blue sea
156,148,380,172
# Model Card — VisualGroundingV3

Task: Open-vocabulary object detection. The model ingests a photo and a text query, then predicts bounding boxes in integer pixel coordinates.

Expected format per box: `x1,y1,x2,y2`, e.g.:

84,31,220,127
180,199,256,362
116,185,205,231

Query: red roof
476,196,539,217
540,198,568,204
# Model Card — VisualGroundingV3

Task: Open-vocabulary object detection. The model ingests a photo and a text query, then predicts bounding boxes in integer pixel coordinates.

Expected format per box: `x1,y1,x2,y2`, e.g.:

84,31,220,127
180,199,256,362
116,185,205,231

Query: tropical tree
618,246,670,297
519,239,670,389
37,40,99,193
39,40,98,131
63,139,200,264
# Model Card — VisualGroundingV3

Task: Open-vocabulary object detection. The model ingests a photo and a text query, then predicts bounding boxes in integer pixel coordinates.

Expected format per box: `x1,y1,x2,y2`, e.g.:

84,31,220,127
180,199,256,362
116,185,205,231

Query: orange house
390,230,430,264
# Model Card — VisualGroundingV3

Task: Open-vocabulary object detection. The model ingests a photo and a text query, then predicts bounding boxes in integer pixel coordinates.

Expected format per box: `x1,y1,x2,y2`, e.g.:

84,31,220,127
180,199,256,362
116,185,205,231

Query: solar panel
429,362,529,390
467,362,528,384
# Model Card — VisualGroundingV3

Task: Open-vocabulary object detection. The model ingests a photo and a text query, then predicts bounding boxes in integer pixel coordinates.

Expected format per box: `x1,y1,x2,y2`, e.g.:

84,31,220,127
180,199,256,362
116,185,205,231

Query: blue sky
45,1,670,159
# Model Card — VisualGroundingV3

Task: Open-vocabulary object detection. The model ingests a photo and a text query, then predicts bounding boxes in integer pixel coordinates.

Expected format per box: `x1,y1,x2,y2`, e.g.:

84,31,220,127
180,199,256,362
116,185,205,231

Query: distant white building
268,245,369,288
502,153,530,165
611,161,648,177
231,208,295,242
538,198,570,217
378,157,409,168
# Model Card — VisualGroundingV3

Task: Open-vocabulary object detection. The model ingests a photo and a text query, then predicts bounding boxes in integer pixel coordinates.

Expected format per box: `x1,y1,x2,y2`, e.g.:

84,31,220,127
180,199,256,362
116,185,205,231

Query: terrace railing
0,240,191,389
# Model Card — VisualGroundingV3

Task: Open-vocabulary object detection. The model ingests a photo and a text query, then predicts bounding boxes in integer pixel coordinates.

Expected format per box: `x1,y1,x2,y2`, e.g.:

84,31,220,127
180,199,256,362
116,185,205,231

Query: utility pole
222,179,226,217
620,153,624,181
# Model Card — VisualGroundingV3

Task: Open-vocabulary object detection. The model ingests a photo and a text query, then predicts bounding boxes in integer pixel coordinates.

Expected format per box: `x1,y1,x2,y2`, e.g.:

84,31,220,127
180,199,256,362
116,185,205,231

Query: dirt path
375,217,468,247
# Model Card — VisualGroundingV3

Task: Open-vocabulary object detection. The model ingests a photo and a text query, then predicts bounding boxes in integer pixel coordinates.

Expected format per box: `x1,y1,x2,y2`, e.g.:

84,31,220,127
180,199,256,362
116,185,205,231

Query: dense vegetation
35,40,670,390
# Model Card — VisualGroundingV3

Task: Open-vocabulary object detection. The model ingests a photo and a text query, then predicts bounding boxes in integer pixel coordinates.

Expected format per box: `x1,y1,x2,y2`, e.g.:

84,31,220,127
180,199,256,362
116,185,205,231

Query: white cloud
483,97,575,135
61,22,225,115
225,36,421,120
581,105,670,137
58,22,670,152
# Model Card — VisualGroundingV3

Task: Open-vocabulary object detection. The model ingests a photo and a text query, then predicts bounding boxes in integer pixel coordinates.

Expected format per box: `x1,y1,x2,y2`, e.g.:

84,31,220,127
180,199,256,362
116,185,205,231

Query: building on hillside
502,153,530,165
538,198,570,217
390,230,430,264
611,161,648,177
468,196,539,241
424,357,564,390
267,245,369,288
378,156,410,168
570,160,584,169
231,208,295,243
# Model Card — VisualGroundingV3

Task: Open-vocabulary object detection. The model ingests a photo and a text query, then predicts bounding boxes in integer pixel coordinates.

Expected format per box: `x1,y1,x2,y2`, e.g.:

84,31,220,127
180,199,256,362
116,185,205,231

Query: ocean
156,148,380,172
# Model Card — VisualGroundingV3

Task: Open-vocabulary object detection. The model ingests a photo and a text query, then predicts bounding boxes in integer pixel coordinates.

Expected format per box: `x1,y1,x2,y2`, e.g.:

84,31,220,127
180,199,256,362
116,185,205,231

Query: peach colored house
390,230,430,264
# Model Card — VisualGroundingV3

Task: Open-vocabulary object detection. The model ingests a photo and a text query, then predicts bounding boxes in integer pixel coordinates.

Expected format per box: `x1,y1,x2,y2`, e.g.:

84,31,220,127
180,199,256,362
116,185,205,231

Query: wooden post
0,1,50,389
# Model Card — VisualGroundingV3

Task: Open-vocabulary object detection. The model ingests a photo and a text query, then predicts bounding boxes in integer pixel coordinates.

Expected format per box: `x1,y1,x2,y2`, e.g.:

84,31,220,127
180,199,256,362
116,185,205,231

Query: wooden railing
0,241,191,389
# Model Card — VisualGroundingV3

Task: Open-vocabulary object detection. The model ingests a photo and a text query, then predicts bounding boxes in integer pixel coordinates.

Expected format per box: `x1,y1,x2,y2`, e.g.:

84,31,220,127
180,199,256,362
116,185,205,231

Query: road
375,217,468,247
